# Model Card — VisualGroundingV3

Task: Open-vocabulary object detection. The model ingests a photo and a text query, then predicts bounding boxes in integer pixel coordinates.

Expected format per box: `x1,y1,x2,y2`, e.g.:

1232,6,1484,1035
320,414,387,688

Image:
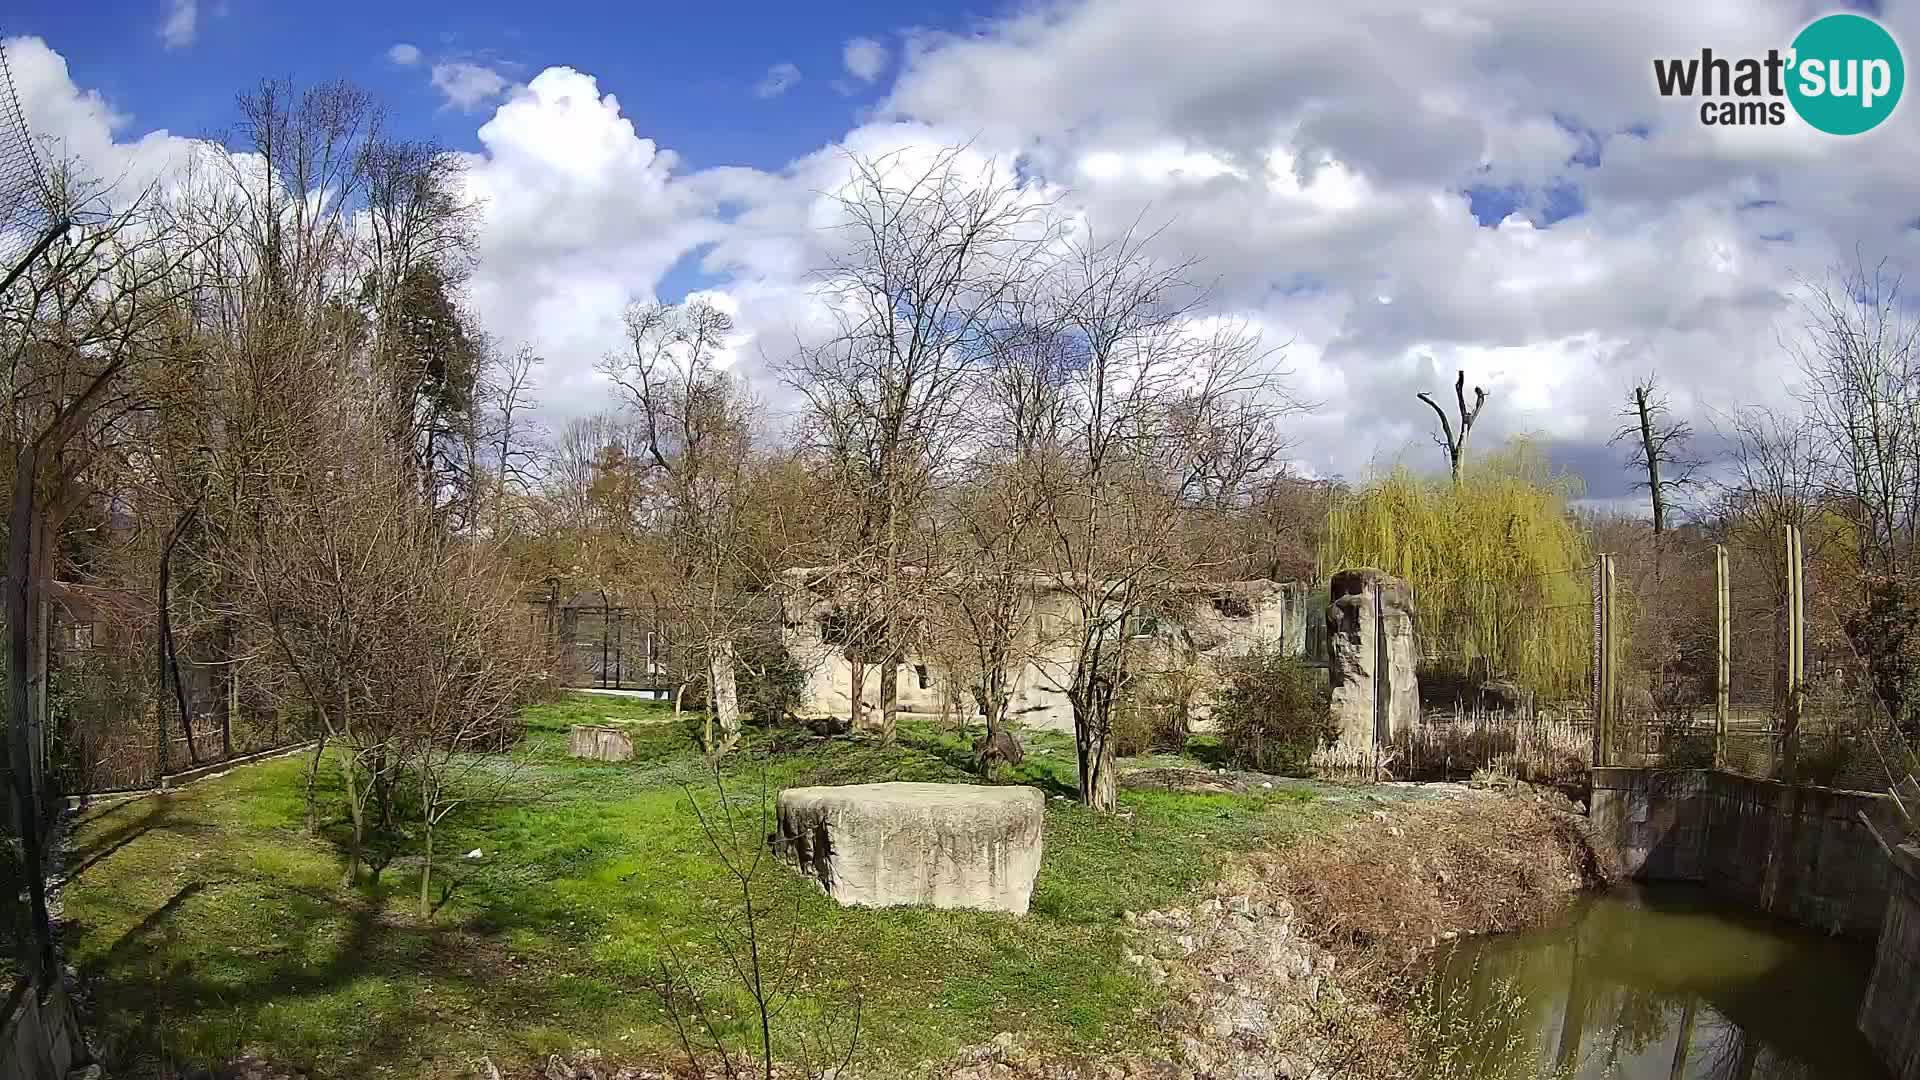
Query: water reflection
1421,885,1889,1080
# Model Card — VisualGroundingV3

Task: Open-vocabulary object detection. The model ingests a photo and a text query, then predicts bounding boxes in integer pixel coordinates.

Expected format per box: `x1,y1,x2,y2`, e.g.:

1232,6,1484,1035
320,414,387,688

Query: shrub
1109,669,1199,757
735,628,806,727
1214,647,1335,775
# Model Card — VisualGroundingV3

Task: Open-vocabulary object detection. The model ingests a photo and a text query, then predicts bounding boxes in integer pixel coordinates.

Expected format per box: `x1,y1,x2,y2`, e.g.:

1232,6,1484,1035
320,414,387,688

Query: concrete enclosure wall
1860,844,1920,1080
1325,568,1419,754
1590,767,1903,937
779,573,1315,733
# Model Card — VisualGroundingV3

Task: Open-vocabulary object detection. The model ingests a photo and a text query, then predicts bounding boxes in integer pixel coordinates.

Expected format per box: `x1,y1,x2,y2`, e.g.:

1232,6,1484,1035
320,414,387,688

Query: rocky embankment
944,784,1614,1080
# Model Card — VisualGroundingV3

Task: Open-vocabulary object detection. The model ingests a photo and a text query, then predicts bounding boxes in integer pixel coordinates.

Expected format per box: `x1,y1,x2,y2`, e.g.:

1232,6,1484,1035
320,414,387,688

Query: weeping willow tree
1318,438,1593,696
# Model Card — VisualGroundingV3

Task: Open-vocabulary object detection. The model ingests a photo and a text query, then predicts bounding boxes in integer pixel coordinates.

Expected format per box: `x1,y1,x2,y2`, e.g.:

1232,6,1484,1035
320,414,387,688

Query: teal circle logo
1788,13,1904,135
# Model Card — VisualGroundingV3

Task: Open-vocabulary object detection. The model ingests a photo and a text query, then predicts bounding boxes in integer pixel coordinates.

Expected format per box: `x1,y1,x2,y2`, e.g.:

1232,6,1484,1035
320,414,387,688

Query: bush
1110,669,1199,757
735,629,806,727
1108,697,1176,758
1214,648,1335,775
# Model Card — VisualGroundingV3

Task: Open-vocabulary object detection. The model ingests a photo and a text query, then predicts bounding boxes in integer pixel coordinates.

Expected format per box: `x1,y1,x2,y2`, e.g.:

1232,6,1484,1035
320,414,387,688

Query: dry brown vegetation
1263,789,1617,981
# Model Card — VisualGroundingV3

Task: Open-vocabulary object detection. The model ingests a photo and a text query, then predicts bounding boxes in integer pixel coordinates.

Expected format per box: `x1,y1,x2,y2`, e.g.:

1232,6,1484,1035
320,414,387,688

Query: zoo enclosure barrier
1593,526,1917,792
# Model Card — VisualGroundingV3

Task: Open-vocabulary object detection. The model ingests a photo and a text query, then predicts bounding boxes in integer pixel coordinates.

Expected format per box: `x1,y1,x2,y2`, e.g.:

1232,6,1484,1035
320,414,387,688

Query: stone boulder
568,725,633,762
1326,568,1419,756
774,782,1046,915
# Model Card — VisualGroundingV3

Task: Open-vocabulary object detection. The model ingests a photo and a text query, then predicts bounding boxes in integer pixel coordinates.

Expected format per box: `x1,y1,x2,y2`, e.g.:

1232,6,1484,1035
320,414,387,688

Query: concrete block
775,782,1046,915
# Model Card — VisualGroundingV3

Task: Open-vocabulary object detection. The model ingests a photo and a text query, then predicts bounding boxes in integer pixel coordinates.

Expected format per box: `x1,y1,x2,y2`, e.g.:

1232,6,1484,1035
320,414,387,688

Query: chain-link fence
0,28,60,290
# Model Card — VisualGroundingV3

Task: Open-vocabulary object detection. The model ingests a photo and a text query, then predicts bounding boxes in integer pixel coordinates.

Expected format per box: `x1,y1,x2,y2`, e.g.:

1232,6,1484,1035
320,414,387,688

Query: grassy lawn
59,693,1353,1078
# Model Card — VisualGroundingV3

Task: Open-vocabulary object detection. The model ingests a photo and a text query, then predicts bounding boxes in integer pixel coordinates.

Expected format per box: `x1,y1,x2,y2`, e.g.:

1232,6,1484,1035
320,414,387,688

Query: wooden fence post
1716,544,1729,770
1594,554,1617,769
1783,524,1805,777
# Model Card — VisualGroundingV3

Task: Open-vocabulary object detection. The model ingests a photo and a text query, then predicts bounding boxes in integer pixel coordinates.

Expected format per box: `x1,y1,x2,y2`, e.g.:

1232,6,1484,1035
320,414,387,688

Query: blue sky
7,0,1920,498
5,0,990,170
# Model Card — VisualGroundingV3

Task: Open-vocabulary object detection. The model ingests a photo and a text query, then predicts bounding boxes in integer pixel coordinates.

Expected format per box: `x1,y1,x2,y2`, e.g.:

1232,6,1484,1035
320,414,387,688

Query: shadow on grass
60,796,216,887
71,865,581,1078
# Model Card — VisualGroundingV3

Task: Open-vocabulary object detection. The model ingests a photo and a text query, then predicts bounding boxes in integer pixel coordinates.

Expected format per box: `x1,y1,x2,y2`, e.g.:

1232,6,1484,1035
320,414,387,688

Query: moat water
1421,884,1888,1080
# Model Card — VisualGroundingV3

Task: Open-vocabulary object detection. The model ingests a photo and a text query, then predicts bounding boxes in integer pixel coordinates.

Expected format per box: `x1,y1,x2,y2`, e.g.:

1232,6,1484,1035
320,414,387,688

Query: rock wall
780,573,1316,733
1325,568,1419,756
1590,767,1904,937
1860,844,1920,1080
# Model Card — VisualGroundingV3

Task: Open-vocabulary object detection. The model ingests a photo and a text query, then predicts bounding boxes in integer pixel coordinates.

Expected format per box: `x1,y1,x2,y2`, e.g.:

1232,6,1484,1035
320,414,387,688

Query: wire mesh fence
47,642,309,796
1591,526,1919,792
0,29,58,285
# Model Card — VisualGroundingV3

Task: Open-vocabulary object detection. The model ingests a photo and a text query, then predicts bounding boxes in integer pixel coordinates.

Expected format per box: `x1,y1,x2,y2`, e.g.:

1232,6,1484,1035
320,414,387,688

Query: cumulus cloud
842,37,888,83
860,0,1920,489
754,62,801,99
5,35,199,188
387,43,422,67
458,68,754,415
431,62,512,112
28,0,1920,496
160,0,198,49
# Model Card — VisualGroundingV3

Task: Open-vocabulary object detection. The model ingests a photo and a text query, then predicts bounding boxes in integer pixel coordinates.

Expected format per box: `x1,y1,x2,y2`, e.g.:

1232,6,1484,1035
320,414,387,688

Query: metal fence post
1716,544,1729,770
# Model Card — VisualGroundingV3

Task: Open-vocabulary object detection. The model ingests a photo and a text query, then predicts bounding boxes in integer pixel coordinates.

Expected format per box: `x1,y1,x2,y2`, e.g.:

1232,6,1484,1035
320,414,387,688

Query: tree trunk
848,655,868,731
335,739,364,886
879,658,898,745
418,809,434,919
26,512,49,802
5,444,56,985
158,497,204,766
304,733,327,836
1074,693,1118,812
221,615,236,758
709,636,741,753
1635,387,1666,535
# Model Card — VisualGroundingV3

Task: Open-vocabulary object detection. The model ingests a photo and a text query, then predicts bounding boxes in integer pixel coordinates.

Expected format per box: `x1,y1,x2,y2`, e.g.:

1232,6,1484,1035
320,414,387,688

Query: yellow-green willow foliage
1318,439,1594,696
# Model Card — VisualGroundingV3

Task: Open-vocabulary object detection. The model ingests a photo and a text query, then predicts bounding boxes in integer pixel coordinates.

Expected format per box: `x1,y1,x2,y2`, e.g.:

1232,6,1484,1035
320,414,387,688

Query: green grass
59,694,1349,1078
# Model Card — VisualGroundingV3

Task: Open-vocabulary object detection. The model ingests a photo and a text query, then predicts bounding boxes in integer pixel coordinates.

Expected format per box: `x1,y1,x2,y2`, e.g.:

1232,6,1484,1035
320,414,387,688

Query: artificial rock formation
567,725,634,762
774,782,1046,915
1325,568,1420,757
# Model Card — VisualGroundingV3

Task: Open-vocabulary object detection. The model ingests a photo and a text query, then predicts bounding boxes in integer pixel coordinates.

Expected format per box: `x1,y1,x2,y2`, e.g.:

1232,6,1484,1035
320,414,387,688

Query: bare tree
651,765,863,1080
0,157,217,979
787,147,1059,745
1418,369,1488,485
1026,229,1292,811
1612,374,1701,535
479,343,544,536
601,299,761,753
1791,258,1920,577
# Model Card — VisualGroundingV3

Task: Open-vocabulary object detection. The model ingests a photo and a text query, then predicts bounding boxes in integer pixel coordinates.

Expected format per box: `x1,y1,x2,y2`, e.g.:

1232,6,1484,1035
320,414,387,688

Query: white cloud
459,68,748,415
842,37,888,83
387,43,422,67
28,0,1920,499
160,0,197,49
431,62,512,112
5,35,199,189
754,62,801,99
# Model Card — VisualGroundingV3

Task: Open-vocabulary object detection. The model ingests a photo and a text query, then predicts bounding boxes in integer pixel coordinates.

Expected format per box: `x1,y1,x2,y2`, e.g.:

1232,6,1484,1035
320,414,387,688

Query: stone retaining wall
1590,767,1902,937
1860,844,1920,1080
